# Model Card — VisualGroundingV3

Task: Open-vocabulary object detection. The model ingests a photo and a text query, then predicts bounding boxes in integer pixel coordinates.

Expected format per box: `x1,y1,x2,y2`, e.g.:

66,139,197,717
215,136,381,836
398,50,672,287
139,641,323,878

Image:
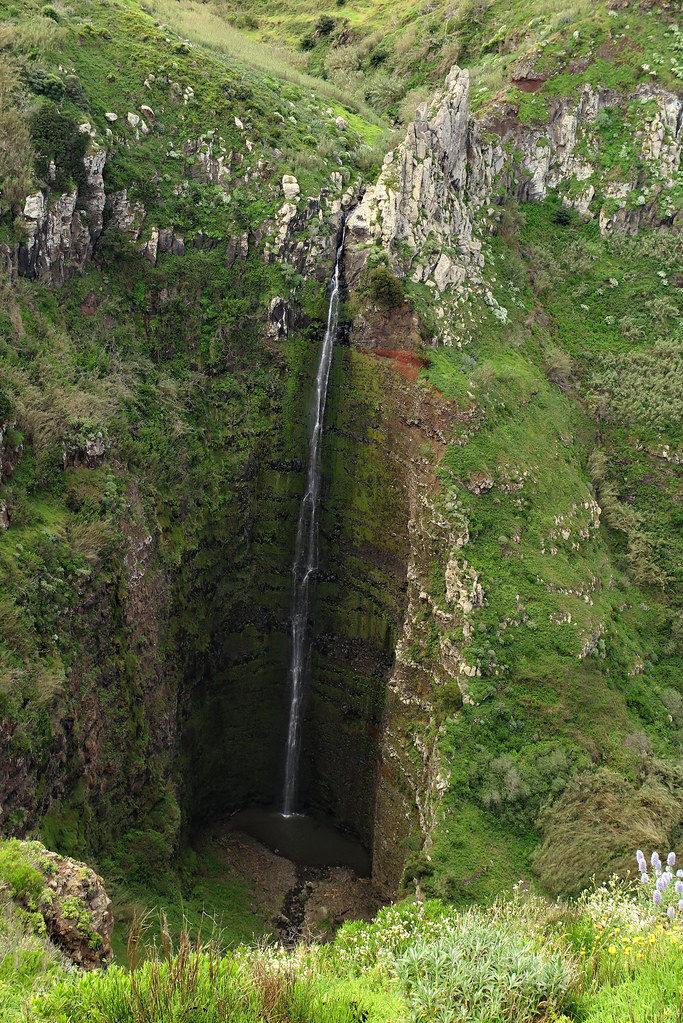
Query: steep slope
0,0,389,875
344,60,681,898
207,0,682,120
0,0,680,920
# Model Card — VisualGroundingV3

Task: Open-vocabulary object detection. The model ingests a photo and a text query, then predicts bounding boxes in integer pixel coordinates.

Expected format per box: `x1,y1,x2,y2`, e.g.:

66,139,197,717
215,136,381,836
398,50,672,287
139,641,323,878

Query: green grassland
402,199,682,904
207,0,682,120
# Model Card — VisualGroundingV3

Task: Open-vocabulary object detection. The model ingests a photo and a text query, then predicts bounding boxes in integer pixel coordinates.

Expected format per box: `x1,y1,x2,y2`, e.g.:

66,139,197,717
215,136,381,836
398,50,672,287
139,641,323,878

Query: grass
204,0,683,120
145,0,387,130
104,837,273,965
2,871,674,1022
394,198,683,903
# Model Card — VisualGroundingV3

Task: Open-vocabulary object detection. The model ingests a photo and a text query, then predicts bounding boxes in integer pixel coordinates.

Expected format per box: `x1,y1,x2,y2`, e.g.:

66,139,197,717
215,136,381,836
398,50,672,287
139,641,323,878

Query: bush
64,74,87,107
316,15,335,36
365,70,404,112
335,900,577,1023
0,389,13,423
553,205,572,225
31,101,88,192
368,266,403,307
545,346,574,391
396,912,575,1023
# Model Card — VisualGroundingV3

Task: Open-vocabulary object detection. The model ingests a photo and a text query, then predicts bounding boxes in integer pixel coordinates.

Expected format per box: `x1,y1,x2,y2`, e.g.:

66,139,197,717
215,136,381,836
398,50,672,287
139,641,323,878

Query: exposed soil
202,819,381,944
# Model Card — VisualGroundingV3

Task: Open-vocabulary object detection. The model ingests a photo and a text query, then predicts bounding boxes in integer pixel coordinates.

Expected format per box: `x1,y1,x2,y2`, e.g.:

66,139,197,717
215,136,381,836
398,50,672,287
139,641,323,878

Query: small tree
368,266,404,308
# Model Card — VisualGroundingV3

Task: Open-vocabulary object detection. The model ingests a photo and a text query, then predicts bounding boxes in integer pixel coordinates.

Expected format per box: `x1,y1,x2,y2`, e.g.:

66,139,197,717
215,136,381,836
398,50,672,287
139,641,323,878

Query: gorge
0,1,681,1017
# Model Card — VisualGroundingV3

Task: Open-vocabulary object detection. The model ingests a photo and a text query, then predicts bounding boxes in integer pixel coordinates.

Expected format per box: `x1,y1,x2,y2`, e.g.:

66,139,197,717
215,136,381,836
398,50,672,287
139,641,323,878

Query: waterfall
282,226,346,817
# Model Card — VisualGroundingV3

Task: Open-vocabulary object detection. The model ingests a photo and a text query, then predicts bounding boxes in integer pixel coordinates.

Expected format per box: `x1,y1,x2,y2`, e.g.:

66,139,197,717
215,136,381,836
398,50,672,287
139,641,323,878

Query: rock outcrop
14,149,107,286
0,839,113,970
348,65,682,309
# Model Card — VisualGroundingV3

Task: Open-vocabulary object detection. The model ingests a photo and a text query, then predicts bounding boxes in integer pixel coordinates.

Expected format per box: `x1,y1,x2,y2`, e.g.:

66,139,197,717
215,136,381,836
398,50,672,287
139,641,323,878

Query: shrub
553,205,572,225
335,900,576,1023
396,912,575,1023
0,841,45,906
316,15,335,36
368,266,403,307
0,389,13,423
64,74,87,107
365,70,404,112
545,346,574,391
31,102,88,192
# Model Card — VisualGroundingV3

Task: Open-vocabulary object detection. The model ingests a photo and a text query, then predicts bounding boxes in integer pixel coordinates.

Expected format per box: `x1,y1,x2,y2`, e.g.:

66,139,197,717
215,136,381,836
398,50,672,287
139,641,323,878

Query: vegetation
405,199,682,903
2,856,682,1021
207,0,683,120
0,0,681,1020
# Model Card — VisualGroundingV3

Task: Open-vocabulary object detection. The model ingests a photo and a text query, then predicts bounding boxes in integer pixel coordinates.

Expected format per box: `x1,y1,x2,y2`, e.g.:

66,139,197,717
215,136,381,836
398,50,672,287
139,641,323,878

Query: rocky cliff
348,65,681,339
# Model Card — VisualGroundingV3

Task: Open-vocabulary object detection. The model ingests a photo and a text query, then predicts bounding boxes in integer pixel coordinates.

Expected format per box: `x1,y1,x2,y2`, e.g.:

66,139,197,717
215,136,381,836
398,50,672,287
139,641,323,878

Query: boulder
281,174,300,200
267,296,291,340
0,839,113,970
23,193,45,221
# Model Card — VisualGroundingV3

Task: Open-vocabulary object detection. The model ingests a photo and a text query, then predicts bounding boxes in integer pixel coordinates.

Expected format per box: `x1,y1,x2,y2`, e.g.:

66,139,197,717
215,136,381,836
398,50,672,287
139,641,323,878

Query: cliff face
1,0,680,907
349,65,681,322
343,64,682,894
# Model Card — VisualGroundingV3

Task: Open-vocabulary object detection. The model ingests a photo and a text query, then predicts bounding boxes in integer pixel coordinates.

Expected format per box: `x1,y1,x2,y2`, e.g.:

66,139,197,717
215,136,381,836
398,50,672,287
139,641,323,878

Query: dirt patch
373,349,427,381
511,77,545,93
199,820,382,943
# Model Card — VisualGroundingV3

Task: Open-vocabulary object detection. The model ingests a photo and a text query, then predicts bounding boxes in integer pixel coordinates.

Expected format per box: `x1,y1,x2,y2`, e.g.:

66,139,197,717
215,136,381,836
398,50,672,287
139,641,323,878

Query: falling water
282,227,346,816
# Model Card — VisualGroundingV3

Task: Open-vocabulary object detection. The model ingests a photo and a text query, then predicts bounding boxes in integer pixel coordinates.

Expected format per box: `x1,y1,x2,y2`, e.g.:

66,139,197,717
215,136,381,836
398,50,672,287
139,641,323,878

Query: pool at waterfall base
226,807,371,874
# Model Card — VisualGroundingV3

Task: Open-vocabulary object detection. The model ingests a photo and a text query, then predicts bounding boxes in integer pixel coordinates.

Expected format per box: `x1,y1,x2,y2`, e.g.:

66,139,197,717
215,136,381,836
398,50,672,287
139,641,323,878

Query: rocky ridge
348,65,682,342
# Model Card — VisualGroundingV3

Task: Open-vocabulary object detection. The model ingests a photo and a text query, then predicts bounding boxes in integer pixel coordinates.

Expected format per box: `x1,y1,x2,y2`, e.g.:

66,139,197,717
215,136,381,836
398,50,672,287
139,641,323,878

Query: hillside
0,0,681,1018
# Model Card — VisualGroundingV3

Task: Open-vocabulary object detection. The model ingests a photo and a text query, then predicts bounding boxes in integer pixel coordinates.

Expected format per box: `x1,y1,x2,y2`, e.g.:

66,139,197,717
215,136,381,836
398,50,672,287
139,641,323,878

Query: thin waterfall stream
283,225,346,817
226,225,369,877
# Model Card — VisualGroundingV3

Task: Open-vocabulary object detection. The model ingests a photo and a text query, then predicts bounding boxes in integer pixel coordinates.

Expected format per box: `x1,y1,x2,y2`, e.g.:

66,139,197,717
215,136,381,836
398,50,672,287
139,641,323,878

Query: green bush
396,913,575,1022
316,15,335,36
0,389,14,423
368,266,403,307
64,74,87,107
31,101,88,192
0,841,45,906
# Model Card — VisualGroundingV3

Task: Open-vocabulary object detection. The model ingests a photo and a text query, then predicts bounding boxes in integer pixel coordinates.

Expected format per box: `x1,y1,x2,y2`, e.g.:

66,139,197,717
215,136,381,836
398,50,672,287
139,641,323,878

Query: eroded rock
0,839,113,970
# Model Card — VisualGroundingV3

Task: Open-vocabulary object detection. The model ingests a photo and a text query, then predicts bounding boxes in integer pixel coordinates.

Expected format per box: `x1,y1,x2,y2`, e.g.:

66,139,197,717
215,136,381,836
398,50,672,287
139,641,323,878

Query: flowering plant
636,849,683,919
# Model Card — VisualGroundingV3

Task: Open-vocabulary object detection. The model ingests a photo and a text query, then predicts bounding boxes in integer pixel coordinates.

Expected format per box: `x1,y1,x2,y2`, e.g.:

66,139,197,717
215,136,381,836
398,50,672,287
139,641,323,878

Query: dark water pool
226,808,371,875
